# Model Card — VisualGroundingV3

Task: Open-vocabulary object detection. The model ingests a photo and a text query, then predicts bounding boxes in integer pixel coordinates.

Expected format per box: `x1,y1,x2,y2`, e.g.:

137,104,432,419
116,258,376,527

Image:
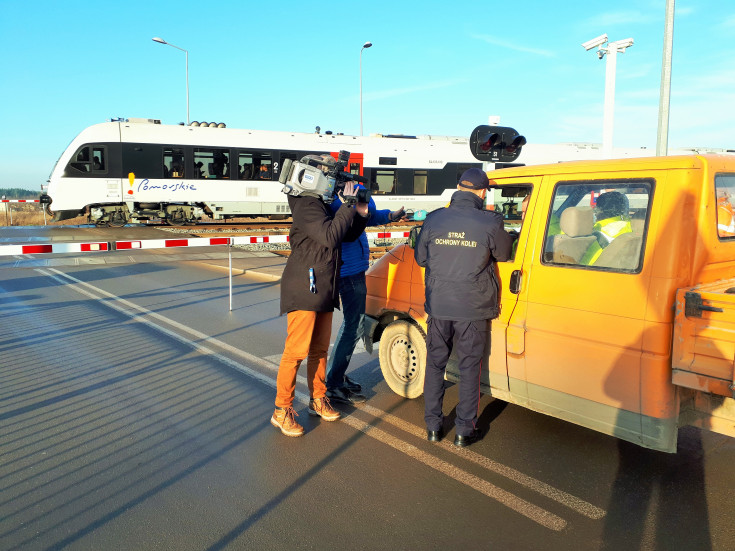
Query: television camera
279,150,371,205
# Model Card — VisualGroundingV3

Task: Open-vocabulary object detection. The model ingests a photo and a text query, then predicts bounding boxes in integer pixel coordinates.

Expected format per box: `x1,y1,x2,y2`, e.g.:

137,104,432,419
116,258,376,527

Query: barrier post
228,239,233,311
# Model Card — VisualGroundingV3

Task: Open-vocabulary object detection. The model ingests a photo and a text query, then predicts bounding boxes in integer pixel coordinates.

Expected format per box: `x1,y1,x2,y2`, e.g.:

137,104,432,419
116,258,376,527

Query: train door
347,153,364,177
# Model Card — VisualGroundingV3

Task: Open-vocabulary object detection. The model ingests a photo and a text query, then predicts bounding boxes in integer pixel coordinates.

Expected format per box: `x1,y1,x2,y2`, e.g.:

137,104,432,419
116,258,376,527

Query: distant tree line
0,188,38,199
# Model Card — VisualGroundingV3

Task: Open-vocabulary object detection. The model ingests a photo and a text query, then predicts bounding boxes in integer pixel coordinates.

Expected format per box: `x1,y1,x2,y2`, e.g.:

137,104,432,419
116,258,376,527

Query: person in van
716,193,735,237
580,191,632,265
510,193,530,258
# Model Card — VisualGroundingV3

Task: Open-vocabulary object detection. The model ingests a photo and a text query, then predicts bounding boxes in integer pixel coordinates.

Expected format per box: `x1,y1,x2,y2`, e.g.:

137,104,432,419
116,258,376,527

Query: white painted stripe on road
355,403,605,520
37,267,596,530
340,415,566,531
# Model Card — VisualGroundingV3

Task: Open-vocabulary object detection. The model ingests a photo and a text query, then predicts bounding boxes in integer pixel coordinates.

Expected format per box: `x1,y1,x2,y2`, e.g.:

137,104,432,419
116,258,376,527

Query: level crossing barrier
0,230,411,310
2,199,43,226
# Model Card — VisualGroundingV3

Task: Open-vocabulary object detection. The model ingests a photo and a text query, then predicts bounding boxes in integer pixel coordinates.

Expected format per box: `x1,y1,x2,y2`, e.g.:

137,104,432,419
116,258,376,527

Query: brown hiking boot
271,407,304,437
308,397,341,422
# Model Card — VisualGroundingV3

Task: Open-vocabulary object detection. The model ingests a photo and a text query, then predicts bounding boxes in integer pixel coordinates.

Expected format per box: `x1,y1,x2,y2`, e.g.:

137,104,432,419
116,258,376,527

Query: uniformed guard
414,167,513,447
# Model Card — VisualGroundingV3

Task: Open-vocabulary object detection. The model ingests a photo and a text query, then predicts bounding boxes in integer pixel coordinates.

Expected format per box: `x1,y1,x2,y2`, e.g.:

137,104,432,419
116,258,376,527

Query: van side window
715,174,735,239
543,179,653,273
489,184,533,261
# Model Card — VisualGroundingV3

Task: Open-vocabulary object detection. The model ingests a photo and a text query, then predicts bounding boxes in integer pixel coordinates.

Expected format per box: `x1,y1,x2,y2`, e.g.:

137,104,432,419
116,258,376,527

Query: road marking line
340,415,566,531
37,268,597,529
354,403,605,520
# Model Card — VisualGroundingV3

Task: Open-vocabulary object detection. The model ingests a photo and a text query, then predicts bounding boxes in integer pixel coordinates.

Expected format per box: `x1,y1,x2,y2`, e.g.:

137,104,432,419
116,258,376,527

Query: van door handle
684,291,724,317
509,270,522,294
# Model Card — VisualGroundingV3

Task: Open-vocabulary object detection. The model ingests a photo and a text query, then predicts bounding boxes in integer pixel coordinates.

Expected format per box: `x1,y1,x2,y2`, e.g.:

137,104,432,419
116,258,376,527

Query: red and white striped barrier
370,231,410,239
0,230,410,257
1,199,40,203
115,237,234,250
0,242,110,255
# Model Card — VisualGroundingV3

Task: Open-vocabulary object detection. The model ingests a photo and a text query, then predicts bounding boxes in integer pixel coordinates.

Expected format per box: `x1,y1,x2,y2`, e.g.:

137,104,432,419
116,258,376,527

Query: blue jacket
330,186,391,277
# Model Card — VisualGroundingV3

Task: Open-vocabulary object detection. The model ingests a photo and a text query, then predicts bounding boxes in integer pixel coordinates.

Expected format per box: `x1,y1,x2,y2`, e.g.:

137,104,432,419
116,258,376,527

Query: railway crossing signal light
469,125,526,163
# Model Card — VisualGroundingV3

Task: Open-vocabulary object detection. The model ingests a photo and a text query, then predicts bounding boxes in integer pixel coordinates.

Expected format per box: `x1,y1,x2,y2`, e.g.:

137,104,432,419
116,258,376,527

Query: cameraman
326,187,407,404
273,172,369,438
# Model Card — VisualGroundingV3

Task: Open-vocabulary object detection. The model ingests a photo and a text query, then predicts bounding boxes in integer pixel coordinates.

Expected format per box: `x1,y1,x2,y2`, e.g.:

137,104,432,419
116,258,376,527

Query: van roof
489,154,735,179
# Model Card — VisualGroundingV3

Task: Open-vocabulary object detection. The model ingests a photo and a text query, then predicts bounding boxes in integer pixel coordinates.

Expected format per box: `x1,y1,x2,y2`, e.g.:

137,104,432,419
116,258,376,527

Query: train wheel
166,209,186,226
378,320,427,399
108,210,128,227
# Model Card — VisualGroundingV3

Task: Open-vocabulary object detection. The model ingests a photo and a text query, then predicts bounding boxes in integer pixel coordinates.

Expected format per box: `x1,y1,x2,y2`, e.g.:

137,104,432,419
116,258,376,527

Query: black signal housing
469,125,526,163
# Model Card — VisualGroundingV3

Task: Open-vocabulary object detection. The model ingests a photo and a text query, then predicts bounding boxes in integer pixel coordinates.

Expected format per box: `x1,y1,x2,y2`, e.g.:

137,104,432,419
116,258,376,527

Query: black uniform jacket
280,194,367,315
414,191,513,321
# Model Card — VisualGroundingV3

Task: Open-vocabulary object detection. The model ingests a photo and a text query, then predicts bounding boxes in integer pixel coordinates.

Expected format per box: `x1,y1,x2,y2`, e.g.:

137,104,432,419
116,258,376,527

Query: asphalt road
1,228,734,550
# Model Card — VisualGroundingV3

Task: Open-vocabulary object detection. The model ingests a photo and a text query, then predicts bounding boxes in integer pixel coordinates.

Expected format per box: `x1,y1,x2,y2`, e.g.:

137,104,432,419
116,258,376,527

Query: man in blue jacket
326,185,406,404
414,168,512,447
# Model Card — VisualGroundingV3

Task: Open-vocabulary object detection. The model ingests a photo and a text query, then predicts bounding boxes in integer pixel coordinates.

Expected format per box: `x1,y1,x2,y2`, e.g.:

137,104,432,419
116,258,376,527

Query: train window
92,147,106,172
239,153,254,180
194,148,229,179
373,170,396,194
349,162,361,176
456,164,481,182
239,152,273,180
71,147,90,173
65,145,107,176
257,156,273,180
163,148,185,179
413,170,428,194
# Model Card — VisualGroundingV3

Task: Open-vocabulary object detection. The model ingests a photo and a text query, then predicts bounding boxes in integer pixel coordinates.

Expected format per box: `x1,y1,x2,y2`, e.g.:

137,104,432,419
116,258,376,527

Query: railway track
160,220,417,261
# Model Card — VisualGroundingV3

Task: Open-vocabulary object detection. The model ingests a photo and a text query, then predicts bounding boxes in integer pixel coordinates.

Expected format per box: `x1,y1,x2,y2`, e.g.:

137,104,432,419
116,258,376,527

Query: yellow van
363,154,735,452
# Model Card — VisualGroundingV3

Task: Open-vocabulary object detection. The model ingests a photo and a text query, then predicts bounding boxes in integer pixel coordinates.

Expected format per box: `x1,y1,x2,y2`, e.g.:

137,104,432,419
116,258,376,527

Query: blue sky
1,0,732,192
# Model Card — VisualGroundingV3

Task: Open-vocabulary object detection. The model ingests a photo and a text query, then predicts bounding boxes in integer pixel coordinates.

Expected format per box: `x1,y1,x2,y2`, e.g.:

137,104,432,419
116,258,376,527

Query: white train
42,118,731,226
42,118,488,226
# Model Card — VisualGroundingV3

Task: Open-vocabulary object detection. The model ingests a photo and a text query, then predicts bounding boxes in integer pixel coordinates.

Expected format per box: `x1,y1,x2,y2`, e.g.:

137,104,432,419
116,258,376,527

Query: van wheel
379,320,426,399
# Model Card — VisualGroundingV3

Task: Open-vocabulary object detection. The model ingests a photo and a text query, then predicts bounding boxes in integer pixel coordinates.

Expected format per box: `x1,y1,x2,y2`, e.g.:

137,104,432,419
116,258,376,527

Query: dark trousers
424,317,489,437
326,272,366,390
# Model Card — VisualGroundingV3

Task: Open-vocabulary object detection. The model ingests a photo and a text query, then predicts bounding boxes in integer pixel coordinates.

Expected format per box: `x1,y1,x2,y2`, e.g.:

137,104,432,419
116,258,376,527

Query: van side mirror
408,226,421,249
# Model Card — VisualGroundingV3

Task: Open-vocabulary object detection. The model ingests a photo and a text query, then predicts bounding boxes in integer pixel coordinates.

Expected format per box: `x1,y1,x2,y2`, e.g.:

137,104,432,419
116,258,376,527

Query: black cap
458,168,490,190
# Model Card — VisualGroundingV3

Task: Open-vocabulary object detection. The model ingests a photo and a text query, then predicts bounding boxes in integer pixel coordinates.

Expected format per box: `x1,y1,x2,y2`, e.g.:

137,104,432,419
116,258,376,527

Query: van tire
379,320,426,399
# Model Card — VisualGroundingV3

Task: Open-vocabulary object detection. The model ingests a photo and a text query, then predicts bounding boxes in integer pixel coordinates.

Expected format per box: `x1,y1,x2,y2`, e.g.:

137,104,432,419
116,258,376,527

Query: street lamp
656,0,676,156
152,37,189,125
582,34,634,155
360,41,372,136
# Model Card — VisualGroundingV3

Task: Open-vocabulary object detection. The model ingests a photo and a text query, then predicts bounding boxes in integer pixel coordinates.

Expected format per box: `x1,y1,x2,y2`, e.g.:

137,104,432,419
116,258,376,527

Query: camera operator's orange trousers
275,310,332,409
